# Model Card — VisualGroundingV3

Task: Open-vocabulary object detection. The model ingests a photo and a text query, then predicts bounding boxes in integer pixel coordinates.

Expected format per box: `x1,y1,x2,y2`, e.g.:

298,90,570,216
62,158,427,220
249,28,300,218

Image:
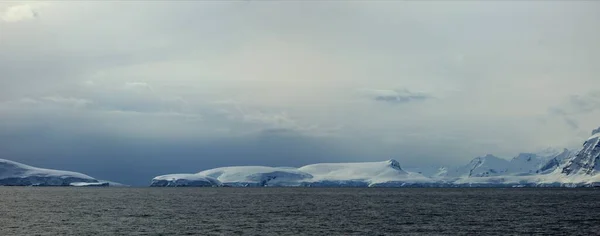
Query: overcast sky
1,1,599,185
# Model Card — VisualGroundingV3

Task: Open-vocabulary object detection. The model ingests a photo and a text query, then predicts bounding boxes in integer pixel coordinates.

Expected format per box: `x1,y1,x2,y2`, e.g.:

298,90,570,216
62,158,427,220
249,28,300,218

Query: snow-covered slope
537,149,572,174
443,150,570,178
300,159,402,182
0,159,104,186
561,128,600,176
299,159,430,186
149,127,600,188
445,154,510,178
506,153,551,175
200,166,312,187
151,166,314,187
454,128,600,187
150,159,431,187
151,174,222,187
404,166,447,178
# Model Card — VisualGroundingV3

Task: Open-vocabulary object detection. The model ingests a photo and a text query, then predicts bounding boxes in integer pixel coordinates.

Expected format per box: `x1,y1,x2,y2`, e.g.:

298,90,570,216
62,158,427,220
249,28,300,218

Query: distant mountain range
152,127,600,187
1,127,599,187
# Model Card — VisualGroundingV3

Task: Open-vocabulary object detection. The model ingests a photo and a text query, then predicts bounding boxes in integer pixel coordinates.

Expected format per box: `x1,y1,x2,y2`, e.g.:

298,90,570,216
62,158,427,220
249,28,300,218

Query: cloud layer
1,1,599,185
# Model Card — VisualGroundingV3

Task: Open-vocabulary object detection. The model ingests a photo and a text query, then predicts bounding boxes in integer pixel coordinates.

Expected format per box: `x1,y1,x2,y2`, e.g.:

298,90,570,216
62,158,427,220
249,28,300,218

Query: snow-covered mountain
5,127,597,187
537,149,573,174
151,159,430,187
506,153,553,175
300,159,407,182
561,128,600,176
0,158,117,186
445,154,510,178
152,127,600,187
451,128,599,187
440,149,571,178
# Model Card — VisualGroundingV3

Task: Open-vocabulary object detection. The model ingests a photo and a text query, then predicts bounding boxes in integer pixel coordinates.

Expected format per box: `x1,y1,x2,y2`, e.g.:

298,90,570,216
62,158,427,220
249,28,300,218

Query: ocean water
0,188,599,235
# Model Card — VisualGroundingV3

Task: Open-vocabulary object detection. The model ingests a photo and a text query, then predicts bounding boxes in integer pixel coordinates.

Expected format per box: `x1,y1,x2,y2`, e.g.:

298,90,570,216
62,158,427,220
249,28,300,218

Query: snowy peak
511,153,537,162
562,128,600,176
150,126,600,187
588,128,600,142
298,160,410,182
468,155,510,177
535,147,564,158
593,127,600,136
507,153,549,175
387,159,402,170
443,154,510,178
473,154,506,163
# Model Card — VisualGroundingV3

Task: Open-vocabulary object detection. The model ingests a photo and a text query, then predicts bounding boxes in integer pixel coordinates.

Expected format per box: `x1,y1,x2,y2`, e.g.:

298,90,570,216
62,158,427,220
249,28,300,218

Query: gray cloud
548,91,600,131
563,118,580,130
363,89,434,104
568,92,600,114
0,1,599,184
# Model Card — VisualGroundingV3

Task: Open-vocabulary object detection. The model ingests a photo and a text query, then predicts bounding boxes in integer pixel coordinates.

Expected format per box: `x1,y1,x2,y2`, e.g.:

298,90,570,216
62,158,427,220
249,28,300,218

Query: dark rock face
387,159,402,171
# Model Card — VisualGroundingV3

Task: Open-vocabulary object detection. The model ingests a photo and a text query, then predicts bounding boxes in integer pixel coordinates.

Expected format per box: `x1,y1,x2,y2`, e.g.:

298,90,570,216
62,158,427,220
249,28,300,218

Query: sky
1,1,599,185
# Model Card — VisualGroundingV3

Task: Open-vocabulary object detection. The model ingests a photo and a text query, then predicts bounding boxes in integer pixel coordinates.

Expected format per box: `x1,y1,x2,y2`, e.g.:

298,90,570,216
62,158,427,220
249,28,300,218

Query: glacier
151,174,222,187
151,160,431,187
0,159,120,186
151,127,600,188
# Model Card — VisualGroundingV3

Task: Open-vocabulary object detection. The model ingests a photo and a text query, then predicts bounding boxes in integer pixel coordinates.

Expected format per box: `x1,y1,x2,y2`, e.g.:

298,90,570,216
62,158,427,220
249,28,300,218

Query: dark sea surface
0,188,599,235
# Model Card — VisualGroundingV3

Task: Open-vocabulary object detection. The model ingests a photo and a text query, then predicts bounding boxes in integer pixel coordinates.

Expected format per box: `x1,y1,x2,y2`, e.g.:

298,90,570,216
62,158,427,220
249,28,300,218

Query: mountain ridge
151,127,600,187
